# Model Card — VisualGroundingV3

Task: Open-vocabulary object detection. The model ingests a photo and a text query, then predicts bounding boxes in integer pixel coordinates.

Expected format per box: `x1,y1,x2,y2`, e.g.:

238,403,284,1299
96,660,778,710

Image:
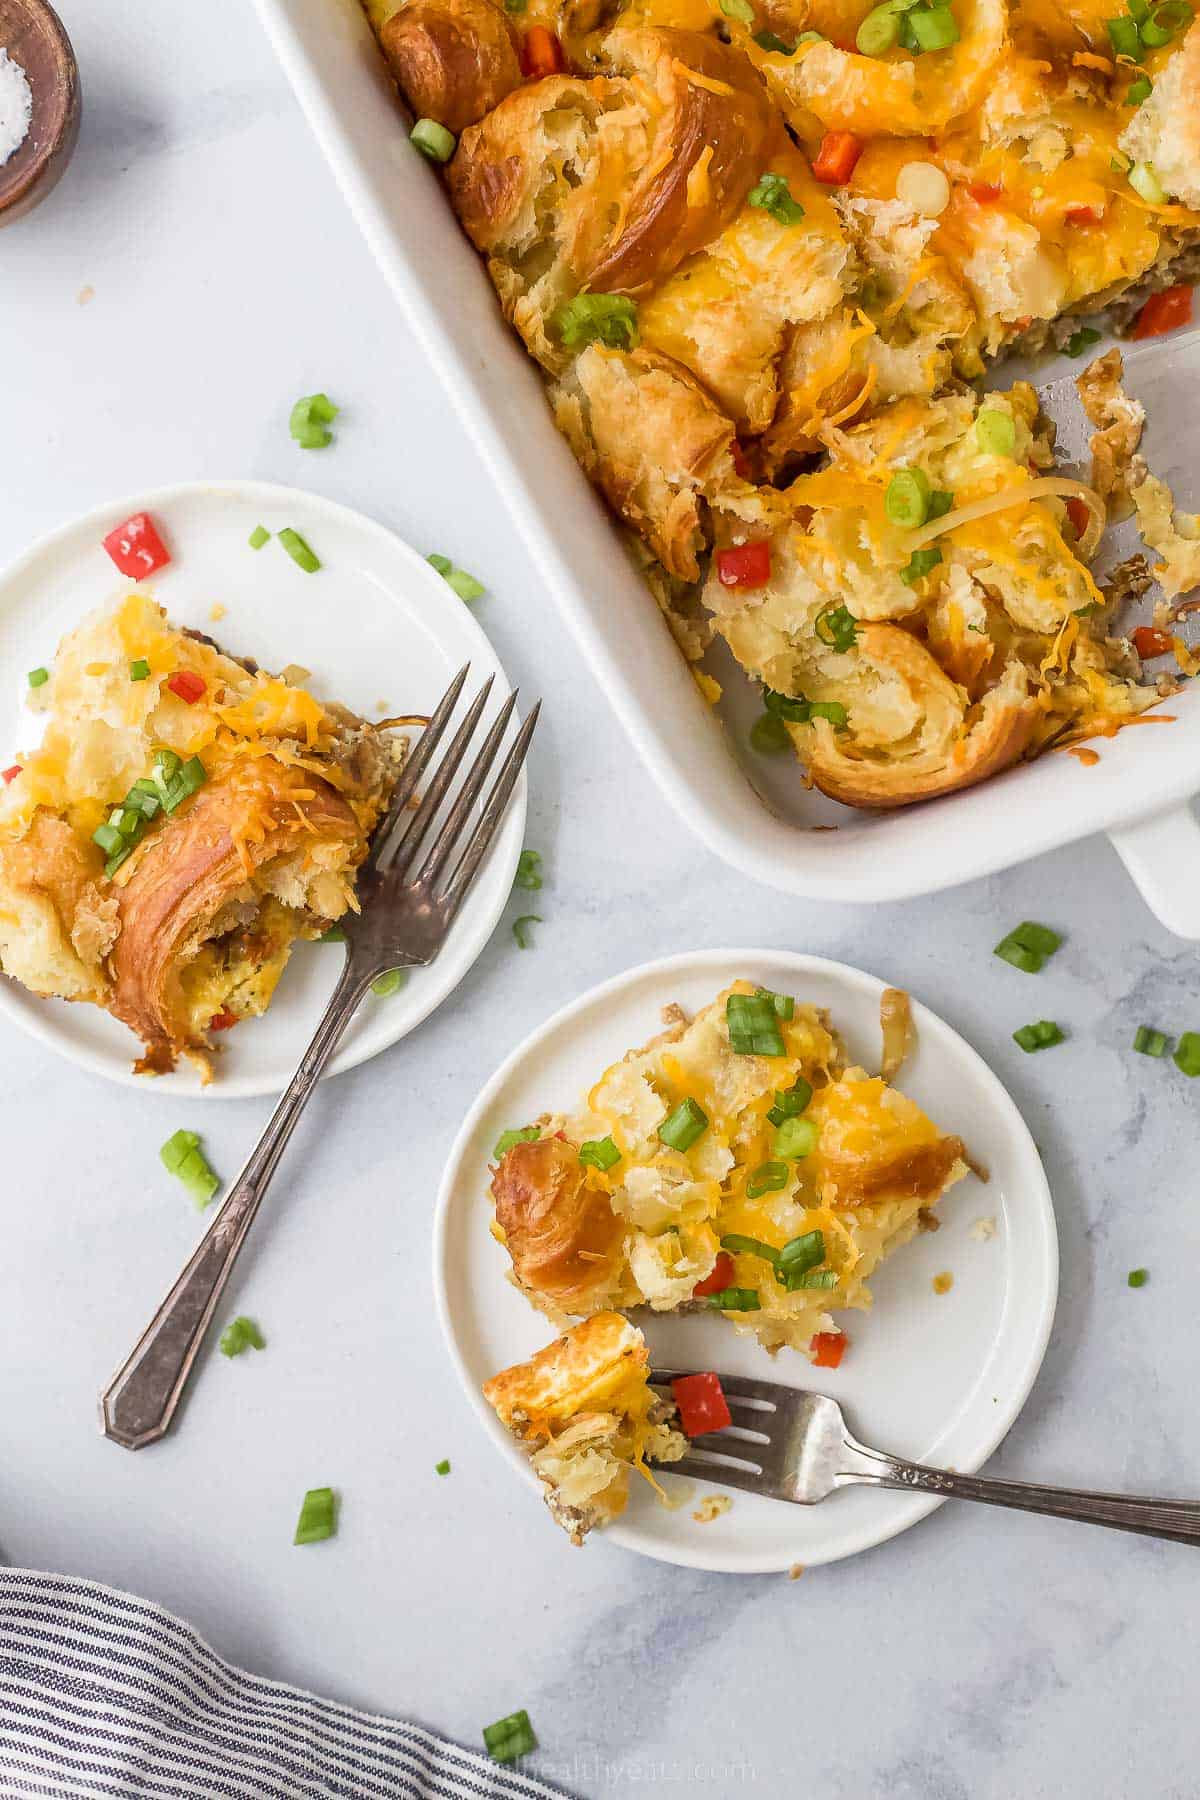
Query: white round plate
0,480,524,1098
435,949,1058,1573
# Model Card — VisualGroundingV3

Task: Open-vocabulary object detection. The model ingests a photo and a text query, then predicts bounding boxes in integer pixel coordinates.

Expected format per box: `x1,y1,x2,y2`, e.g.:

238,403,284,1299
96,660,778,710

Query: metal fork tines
650,1369,1200,1545
100,666,536,1452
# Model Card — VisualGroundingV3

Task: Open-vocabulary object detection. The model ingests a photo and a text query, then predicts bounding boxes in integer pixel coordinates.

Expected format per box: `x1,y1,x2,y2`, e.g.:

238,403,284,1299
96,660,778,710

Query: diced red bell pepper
102,512,171,581
520,25,563,77
692,1252,736,1298
1065,496,1092,539
166,670,207,704
1064,204,1105,227
716,540,771,590
968,181,1002,203
2,765,21,784
1132,625,1174,659
671,1371,732,1437
1132,284,1194,340
812,131,862,186
209,1010,239,1031
810,1331,848,1369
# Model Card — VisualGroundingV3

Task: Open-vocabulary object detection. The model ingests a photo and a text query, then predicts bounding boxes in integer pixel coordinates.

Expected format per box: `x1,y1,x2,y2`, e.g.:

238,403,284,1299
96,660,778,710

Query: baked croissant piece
0,594,405,1076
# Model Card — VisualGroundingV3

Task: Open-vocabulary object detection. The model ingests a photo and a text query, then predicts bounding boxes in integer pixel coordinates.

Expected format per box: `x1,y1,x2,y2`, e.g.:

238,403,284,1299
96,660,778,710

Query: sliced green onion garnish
1066,326,1102,356
1125,73,1152,103
435,1458,451,1475
785,1267,839,1290
927,488,955,521
154,748,182,782
756,986,794,1020
657,1096,708,1151
1133,1024,1169,1057
411,117,457,162
815,604,858,652
551,292,639,352
427,553,485,600
512,913,540,950
767,1076,812,1126
856,2,901,53
159,1128,221,1208
779,1229,825,1274
753,28,794,49
278,527,321,573
293,1486,337,1545
93,823,124,856
483,1710,537,1764
775,1116,817,1159
129,658,151,681
1139,0,1187,44
907,4,959,49
808,701,848,727
493,1125,540,1159
726,990,787,1056
249,524,270,549
705,1286,762,1311
763,688,810,722
515,848,543,890
747,171,805,226
289,393,339,450
1173,1031,1200,1076
721,1230,782,1263
579,1135,621,1171
994,921,1061,972
1013,1020,1065,1053
27,667,49,689
427,553,452,575
975,407,1017,457
1127,1268,1149,1288
1129,161,1165,204
219,1316,265,1358
742,1162,790,1200
159,754,207,814
750,711,791,754
1106,14,1143,58
371,968,407,997
901,546,943,586
719,0,754,18
885,467,932,529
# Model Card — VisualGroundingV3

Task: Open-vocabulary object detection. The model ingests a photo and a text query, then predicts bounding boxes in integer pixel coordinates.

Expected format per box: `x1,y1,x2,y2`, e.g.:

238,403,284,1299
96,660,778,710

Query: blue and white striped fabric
0,1569,567,1800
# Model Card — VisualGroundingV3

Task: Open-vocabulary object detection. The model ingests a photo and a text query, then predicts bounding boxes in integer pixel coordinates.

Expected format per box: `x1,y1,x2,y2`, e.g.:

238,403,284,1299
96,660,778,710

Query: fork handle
100,959,380,1450
842,1452,1200,1546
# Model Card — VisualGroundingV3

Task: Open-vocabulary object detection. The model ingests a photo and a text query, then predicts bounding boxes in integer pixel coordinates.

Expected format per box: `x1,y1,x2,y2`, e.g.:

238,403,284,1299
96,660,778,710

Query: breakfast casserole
489,981,968,1356
0,593,404,1075
363,0,1200,805
483,1312,687,1542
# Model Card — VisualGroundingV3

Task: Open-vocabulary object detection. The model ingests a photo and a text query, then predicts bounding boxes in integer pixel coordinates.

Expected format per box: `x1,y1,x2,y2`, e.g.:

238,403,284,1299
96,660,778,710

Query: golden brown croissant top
491,1135,626,1309
380,0,522,135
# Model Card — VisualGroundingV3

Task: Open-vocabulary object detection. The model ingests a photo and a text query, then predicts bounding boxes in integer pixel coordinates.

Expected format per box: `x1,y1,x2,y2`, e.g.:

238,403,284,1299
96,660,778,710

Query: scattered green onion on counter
512,913,541,950
1173,1031,1200,1076
219,1317,265,1358
27,667,49,689
1133,1025,1169,1057
411,117,457,162
483,1710,537,1764
159,1129,221,1209
1013,1019,1065,1053
427,553,486,601
1127,1268,1149,1288
515,849,543,890
248,524,271,550
657,1096,709,1151
436,1458,451,1475
293,1487,337,1546
278,527,321,573
994,921,1062,973
289,392,339,450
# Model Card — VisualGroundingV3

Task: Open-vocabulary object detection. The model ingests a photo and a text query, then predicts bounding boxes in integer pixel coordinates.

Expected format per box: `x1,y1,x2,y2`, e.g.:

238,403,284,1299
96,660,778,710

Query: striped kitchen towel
0,1568,567,1800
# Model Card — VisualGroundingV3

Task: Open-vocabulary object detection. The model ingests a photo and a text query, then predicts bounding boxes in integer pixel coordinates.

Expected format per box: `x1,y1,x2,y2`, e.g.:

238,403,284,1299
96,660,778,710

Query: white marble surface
2,3,1200,1795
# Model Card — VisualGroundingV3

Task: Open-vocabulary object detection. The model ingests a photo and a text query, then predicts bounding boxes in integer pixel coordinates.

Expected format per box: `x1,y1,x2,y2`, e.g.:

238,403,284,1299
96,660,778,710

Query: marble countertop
2,3,1199,1795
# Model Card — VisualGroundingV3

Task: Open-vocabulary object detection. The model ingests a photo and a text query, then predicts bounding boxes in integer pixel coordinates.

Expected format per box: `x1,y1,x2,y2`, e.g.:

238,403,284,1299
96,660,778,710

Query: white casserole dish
253,0,1200,936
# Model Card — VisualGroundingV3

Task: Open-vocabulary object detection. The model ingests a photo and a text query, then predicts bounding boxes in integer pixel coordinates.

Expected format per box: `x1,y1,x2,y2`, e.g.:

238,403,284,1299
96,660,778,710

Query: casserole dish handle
1109,803,1200,940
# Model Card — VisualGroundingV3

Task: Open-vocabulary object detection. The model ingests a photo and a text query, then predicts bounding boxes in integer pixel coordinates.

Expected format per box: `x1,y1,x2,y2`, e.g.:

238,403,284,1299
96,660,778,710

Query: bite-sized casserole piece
0,595,403,1075
483,1312,686,1543
490,982,968,1355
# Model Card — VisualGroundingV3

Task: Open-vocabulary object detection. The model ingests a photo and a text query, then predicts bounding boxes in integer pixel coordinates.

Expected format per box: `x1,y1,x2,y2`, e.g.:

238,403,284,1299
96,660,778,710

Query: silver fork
101,666,537,1452
652,1370,1200,1545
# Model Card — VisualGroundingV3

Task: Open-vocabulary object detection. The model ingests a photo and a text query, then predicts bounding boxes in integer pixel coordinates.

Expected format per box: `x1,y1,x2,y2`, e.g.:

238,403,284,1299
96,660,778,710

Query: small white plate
434,949,1058,1573
0,480,525,1098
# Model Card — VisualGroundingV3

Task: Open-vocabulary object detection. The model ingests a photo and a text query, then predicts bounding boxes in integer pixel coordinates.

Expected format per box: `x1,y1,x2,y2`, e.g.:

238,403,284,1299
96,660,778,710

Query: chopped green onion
775,1116,818,1159
906,3,959,49
1173,1031,1200,1076
786,1267,839,1290
721,1231,781,1264
105,847,132,878
747,171,805,225
159,1128,221,1208
741,1163,789,1200
435,1458,451,1475
1139,0,1188,44
124,784,160,820
927,488,955,521
753,29,794,49
1066,326,1102,356
129,658,151,681
27,667,49,688
750,711,791,754
158,1128,198,1173
293,1486,337,1545
901,546,943,585
763,688,810,722
154,748,182,783
446,566,485,601
219,1316,265,1357
1133,1024,1169,1057
160,754,206,814
411,117,457,162
248,524,270,549
856,2,902,53
994,921,1061,972
93,823,124,856
1129,160,1165,204
726,990,787,1056
278,527,321,573
886,468,933,528
512,913,540,950
493,1125,540,1159
483,1711,537,1764
705,1286,762,1311
371,968,407,997
1128,0,1149,18
657,1096,709,1152
815,604,858,652
975,407,1017,457
427,553,452,576
795,27,825,38
1106,14,1143,58
1013,1020,1065,1053
719,0,754,18
579,1136,621,1171
767,1076,812,1127
515,848,543,890
756,986,794,1020
1125,73,1152,103
808,701,848,727
779,1229,825,1275
1127,1268,1149,1288
289,393,339,450
551,293,639,352
996,940,1042,973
